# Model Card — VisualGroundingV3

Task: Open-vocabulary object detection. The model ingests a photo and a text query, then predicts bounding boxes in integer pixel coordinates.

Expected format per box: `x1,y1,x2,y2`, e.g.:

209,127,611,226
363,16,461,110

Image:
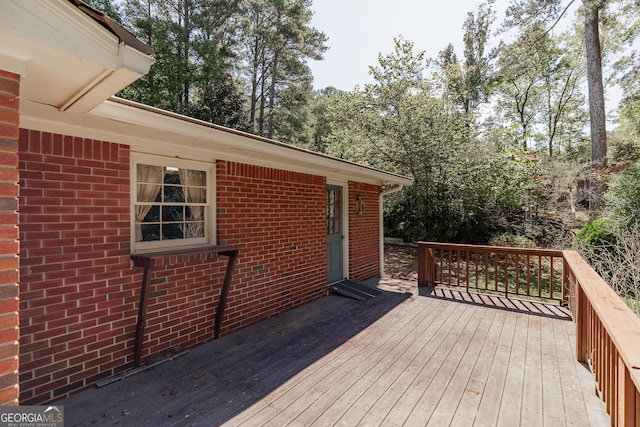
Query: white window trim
130,152,216,253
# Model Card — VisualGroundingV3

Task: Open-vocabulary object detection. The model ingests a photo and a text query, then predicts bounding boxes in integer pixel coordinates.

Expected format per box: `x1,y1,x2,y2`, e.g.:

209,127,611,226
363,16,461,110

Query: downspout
379,184,404,277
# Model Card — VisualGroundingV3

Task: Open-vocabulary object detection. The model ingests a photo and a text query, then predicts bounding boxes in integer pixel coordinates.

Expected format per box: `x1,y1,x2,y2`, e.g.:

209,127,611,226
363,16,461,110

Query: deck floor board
57,281,609,427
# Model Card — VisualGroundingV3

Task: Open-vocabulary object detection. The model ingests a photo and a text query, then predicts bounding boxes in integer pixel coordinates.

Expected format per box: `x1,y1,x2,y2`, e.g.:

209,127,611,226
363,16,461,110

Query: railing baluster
504,252,509,298
494,252,498,293
456,249,461,287
550,256,555,300
475,251,479,289
538,256,542,298
447,249,452,286
465,250,470,292
515,254,520,297
526,254,531,297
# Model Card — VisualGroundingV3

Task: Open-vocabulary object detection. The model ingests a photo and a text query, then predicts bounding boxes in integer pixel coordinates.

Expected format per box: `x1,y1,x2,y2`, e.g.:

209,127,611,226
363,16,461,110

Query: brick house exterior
1,0,412,404
0,70,20,406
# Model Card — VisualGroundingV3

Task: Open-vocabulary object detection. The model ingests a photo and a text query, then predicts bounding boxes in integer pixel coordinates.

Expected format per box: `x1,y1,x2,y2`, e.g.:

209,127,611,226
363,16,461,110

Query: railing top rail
418,241,564,257
563,249,640,391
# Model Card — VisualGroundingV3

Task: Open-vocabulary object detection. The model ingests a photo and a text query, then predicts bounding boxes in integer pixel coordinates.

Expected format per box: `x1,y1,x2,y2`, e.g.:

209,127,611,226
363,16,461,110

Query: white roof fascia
0,0,154,113
63,44,155,112
91,99,414,186
0,0,119,67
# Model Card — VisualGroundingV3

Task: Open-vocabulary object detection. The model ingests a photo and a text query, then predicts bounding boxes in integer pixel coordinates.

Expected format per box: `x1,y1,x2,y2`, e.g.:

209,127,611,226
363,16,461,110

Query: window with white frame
131,154,214,252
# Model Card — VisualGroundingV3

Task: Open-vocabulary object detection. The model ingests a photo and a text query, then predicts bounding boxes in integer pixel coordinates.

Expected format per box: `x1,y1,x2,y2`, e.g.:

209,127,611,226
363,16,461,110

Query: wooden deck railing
417,241,640,426
417,242,566,303
564,250,640,426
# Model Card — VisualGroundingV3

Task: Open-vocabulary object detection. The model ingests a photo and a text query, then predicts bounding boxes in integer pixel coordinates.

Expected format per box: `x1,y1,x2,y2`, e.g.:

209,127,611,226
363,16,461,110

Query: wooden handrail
564,250,640,426
418,241,565,303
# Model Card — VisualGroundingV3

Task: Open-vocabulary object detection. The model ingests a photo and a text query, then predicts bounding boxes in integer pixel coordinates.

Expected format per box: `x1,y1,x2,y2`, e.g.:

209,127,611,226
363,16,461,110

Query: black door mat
328,279,383,301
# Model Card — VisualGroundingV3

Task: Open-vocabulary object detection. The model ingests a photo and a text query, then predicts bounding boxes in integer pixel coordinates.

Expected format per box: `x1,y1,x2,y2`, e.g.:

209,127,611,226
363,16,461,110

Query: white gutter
379,184,406,278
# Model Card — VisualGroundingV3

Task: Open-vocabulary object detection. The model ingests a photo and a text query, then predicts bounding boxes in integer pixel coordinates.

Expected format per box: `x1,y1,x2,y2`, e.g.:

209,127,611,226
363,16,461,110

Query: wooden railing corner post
418,243,427,286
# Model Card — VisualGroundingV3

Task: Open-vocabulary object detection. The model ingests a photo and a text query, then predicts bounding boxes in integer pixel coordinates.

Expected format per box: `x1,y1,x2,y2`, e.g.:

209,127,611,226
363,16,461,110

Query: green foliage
435,0,497,124
575,217,615,248
96,0,326,138
241,0,327,141
83,0,124,23
324,38,540,244
612,59,640,161
606,162,640,224
495,19,587,153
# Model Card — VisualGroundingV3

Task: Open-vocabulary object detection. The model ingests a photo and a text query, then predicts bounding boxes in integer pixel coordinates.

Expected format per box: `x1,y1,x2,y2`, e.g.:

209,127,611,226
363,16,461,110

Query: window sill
131,244,240,269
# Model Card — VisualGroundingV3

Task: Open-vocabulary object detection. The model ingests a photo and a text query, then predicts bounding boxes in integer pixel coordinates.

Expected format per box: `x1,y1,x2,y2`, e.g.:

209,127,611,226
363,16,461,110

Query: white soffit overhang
20,97,413,187
0,0,154,113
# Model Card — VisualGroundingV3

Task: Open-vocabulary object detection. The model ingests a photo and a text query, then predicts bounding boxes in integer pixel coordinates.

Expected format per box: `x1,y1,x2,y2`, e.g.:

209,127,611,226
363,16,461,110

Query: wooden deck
58,279,609,426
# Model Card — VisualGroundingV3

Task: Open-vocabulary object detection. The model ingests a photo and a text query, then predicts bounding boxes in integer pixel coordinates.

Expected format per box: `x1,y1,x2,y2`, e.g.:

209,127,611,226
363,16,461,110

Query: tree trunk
258,52,266,136
249,37,260,132
583,0,607,213
181,0,191,108
267,52,278,140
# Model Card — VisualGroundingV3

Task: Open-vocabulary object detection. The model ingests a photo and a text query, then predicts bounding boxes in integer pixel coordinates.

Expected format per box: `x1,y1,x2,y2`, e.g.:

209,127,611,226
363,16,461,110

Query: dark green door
327,185,343,284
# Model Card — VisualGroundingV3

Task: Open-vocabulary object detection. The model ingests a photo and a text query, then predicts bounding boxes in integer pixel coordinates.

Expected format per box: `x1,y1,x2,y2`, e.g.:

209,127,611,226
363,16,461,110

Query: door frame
327,180,348,283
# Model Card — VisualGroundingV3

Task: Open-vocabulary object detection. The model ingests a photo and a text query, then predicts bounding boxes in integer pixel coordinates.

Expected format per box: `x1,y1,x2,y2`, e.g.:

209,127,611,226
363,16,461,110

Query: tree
306,86,343,153
505,0,609,211
324,38,534,243
495,24,544,149
436,0,497,129
240,0,327,140
117,0,246,127
495,22,587,153
539,33,586,157
84,0,124,23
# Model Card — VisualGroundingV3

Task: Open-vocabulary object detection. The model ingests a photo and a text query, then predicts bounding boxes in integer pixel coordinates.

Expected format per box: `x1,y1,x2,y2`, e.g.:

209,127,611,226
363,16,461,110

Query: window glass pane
162,205,184,222
162,223,183,240
184,222,205,238
163,169,180,184
142,205,160,223
141,224,160,241
163,185,184,203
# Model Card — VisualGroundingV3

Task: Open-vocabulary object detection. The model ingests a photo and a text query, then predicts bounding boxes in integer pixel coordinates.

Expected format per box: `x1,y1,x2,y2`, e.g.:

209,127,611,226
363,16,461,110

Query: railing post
418,243,437,287
418,243,427,287
562,256,570,308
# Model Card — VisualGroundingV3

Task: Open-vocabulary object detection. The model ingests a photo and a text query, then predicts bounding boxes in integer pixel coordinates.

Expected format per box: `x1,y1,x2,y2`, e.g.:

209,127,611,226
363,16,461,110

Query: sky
306,0,633,121
307,0,512,92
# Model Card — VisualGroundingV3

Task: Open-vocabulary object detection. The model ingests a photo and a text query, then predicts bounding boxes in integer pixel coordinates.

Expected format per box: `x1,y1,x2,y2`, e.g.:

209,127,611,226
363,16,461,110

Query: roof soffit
0,0,154,112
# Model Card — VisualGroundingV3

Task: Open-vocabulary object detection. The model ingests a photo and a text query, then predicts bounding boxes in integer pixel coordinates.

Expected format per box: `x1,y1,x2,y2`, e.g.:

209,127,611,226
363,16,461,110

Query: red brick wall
216,161,327,334
18,130,136,403
0,70,20,405
348,182,381,280
18,136,331,403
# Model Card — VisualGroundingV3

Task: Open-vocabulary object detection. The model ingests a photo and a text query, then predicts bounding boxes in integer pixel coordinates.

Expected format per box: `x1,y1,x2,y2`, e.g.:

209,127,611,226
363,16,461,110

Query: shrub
606,162,640,224
576,218,640,316
575,217,615,249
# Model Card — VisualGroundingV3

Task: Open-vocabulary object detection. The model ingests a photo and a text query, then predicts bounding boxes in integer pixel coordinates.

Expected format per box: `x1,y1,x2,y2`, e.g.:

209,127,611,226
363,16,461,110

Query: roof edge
68,0,154,56
104,96,414,186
